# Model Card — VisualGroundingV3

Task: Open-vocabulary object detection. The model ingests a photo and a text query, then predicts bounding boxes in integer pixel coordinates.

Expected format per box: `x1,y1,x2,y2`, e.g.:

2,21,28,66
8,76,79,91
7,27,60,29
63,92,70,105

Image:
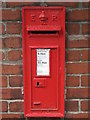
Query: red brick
0,1,2,6
2,65,21,75
2,114,22,119
66,23,80,35
0,65,1,74
66,88,89,99
9,76,22,87
2,51,5,60
67,9,89,21
2,89,23,100
67,39,88,48
6,2,23,7
66,101,78,111
0,51,5,60
0,76,7,87
0,101,8,112
4,37,21,48
2,9,20,21
0,38,2,49
47,2,79,8
0,89,1,100
0,9,1,19
66,76,79,87
6,23,21,34
65,113,88,118
0,23,4,35
8,50,22,61
2,76,7,87
82,2,90,7
81,75,89,87
66,50,80,61
0,64,1,75
82,23,90,34
9,102,24,112
66,62,89,74
81,100,89,111
81,50,89,61
0,38,4,49
6,2,33,7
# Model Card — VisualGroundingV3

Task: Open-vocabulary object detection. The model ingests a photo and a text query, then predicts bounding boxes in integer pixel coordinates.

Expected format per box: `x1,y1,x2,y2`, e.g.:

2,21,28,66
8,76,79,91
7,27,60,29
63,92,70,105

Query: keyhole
37,82,39,87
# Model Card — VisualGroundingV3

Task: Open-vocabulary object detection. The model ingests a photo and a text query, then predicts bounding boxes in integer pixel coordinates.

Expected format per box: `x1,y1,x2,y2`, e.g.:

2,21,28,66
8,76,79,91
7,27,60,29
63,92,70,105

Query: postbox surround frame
22,6,65,118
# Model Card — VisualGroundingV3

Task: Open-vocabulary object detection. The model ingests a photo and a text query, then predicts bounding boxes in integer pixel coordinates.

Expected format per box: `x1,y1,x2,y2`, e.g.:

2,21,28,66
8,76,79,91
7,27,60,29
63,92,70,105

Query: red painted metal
22,6,65,117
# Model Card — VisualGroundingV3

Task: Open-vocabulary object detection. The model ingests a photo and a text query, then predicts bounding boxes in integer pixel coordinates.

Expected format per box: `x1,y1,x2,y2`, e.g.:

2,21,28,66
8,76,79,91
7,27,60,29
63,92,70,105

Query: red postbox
22,6,65,117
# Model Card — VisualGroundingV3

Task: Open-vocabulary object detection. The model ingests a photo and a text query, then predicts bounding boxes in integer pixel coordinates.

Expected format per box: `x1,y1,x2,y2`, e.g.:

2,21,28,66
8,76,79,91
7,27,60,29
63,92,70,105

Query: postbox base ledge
25,113,64,118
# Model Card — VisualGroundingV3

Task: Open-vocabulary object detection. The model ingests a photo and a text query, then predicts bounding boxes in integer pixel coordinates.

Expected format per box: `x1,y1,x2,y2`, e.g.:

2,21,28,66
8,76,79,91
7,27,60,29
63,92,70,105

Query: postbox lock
37,82,39,87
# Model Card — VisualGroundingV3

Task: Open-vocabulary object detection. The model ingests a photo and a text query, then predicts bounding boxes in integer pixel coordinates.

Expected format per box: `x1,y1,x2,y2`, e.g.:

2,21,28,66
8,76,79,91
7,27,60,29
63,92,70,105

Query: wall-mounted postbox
22,6,65,117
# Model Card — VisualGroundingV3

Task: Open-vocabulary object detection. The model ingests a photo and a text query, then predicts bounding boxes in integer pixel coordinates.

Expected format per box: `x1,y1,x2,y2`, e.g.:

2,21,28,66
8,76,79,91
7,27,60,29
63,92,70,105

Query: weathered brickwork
1,1,89,119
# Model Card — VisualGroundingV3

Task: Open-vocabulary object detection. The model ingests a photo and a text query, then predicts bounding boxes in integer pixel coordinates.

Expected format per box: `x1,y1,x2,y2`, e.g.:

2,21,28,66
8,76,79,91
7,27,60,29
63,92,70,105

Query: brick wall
1,1,89,119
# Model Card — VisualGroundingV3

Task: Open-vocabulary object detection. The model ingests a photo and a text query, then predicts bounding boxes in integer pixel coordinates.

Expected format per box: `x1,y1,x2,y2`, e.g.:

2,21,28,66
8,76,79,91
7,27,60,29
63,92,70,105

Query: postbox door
31,47,59,110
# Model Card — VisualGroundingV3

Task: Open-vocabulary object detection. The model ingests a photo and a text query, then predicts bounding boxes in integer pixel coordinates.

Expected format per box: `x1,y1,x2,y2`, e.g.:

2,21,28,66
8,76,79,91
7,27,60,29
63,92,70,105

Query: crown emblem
39,11,48,25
